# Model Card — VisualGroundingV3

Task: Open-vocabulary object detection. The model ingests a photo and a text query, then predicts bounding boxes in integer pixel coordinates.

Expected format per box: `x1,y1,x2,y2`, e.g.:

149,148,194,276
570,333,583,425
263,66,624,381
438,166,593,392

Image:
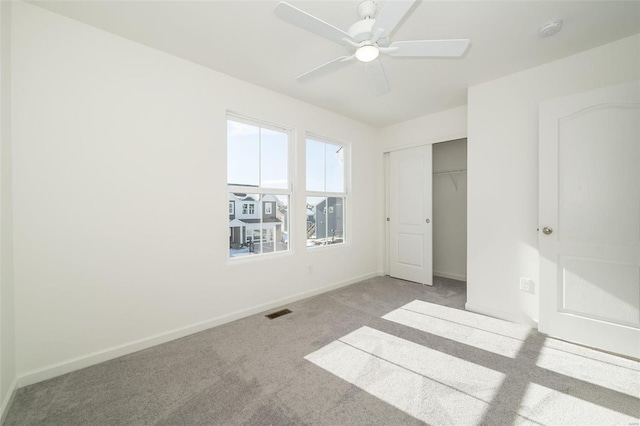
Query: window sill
227,249,294,265
306,242,348,253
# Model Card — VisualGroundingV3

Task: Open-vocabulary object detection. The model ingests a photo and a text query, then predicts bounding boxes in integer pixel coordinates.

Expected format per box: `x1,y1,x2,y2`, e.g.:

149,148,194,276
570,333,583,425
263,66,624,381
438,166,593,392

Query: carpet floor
5,276,639,425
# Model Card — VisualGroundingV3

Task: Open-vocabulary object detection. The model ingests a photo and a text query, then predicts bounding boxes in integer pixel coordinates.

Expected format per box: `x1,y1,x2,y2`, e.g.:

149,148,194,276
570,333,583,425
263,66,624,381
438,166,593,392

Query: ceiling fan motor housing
351,1,391,46
348,19,374,43
357,0,377,19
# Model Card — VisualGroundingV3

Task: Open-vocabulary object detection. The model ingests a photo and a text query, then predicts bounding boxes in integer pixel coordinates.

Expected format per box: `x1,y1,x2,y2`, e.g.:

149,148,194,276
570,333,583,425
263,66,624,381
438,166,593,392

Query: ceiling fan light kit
274,0,471,96
355,44,380,62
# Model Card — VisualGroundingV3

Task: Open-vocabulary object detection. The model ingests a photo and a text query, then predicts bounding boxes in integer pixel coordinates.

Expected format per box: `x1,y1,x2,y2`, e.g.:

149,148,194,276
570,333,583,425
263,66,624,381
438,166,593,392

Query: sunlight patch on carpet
305,327,511,425
305,301,640,425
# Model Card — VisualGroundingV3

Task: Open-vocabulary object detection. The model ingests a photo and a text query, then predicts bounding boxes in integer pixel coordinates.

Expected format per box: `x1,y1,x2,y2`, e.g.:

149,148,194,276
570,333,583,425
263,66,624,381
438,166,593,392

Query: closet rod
433,168,467,175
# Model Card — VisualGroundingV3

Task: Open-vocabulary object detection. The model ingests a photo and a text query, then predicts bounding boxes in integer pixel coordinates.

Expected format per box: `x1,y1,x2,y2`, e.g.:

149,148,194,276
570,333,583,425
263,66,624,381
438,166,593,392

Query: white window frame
229,202,234,215
227,113,294,261
265,203,273,215
305,133,349,249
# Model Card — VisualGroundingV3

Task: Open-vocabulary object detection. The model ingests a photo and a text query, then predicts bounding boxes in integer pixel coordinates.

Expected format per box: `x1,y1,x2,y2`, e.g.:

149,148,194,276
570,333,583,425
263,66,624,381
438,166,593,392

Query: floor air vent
266,309,292,319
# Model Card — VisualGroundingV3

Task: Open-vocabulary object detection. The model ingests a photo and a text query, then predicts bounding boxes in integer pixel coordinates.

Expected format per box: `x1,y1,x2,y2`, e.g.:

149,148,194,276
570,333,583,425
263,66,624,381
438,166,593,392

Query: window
306,137,347,247
227,116,291,258
229,202,234,215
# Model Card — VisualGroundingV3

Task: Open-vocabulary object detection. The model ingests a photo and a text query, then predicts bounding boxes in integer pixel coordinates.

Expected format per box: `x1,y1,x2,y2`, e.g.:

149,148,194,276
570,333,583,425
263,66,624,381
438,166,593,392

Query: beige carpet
307,300,640,425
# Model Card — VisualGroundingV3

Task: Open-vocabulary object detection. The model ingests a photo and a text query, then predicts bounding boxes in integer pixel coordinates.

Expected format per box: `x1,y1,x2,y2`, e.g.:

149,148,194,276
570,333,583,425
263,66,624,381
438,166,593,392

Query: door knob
426,219,430,224
542,226,553,235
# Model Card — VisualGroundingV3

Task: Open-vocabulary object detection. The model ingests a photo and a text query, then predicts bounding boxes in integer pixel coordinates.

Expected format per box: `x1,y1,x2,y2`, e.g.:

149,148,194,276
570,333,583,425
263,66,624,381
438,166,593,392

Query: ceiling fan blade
296,55,355,82
388,39,471,57
364,59,389,96
274,2,352,45
371,0,416,37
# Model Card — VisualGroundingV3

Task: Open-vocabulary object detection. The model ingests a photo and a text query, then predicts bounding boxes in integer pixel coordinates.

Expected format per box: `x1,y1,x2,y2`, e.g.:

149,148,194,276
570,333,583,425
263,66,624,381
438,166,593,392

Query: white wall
467,34,640,325
432,139,467,281
0,0,17,421
381,105,467,152
12,2,382,385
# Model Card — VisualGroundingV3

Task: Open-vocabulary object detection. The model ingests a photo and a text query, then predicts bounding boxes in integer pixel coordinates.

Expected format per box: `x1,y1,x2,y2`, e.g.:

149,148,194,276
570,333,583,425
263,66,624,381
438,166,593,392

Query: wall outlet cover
519,278,536,294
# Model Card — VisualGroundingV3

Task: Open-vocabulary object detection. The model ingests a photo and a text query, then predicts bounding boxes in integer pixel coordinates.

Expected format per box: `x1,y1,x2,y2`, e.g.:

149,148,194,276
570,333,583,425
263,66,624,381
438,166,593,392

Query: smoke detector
538,20,563,38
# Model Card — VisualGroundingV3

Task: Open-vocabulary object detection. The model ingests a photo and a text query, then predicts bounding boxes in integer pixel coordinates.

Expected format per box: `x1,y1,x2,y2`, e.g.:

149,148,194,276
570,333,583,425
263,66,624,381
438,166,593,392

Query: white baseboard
0,378,18,425
433,271,466,282
17,271,382,388
465,302,538,328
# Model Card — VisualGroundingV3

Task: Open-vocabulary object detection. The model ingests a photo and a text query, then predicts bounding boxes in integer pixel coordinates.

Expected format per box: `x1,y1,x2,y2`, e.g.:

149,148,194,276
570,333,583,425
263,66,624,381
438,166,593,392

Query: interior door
539,80,640,358
389,145,433,285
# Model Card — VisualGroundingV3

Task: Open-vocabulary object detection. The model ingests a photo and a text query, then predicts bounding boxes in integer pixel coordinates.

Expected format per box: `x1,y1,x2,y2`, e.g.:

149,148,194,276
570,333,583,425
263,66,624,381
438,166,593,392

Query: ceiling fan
274,0,470,96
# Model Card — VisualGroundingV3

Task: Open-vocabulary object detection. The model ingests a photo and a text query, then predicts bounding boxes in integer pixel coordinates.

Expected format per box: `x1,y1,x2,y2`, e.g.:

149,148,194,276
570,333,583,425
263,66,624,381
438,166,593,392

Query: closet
432,138,467,281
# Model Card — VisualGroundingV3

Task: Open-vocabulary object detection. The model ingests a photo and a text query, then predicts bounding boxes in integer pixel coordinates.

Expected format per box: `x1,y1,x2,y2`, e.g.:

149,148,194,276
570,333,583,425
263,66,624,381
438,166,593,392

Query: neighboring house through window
227,116,291,258
306,136,347,247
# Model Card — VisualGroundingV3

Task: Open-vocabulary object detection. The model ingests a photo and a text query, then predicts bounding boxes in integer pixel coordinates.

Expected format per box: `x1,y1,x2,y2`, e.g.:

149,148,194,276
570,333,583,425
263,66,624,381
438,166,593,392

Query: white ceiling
29,0,640,127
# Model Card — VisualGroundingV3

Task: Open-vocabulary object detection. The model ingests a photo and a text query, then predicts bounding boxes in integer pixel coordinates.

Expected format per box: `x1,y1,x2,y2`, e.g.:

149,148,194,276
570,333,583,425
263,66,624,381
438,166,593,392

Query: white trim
465,302,538,328
226,111,290,133
306,191,347,198
227,247,294,265
306,131,350,152
228,186,291,195
16,271,382,388
381,131,467,154
433,271,467,281
0,378,18,424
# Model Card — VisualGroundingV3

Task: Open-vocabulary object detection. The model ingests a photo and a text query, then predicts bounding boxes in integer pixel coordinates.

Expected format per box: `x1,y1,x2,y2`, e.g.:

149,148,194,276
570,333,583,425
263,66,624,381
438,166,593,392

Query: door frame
383,135,468,279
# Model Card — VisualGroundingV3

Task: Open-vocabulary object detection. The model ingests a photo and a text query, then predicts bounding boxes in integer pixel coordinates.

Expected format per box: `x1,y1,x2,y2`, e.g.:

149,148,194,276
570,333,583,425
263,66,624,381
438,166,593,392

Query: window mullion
258,128,262,188
306,191,345,198
323,142,327,192
228,186,291,195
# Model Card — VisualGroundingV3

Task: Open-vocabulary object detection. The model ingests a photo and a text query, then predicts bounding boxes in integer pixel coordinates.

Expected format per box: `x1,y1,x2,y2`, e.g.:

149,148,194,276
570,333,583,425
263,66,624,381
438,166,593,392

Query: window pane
326,197,345,244
227,121,259,187
306,196,325,247
259,194,289,254
306,196,345,248
229,193,261,258
261,128,288,189
306,139,325,192
325,143,345,193
229,192,289,258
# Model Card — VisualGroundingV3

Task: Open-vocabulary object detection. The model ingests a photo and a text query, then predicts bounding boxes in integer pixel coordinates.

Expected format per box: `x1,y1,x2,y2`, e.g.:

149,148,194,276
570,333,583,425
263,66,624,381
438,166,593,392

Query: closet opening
384,138,467,298
432,138,467,292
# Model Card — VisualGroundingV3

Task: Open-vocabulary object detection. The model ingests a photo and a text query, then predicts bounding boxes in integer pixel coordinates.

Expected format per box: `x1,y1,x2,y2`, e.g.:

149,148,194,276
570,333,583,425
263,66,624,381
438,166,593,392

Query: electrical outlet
519,278,535,294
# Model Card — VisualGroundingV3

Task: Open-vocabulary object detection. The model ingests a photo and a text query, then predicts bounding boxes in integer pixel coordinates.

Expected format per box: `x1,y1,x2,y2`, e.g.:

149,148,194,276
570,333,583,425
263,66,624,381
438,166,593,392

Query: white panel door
389,145,433,285
539,80,640,358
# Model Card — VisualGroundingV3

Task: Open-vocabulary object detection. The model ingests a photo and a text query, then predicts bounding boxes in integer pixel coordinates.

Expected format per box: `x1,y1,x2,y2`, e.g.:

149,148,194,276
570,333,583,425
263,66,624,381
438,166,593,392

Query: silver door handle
542,226,553,235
